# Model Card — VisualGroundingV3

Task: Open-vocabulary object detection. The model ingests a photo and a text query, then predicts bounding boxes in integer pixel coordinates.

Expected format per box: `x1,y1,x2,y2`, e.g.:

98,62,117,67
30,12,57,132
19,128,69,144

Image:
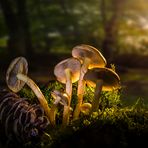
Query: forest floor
0,53,148,147
0,53,148,106
120,68,148,106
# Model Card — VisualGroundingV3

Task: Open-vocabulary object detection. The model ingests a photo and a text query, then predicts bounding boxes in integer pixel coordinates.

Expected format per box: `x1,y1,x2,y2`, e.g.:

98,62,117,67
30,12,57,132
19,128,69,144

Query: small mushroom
80,103,92,115
6,57,28,92
51,90,68,106
72,44,107,120
6,57,52,123
54,57,81,126
84,67,120,113
50,90,69,126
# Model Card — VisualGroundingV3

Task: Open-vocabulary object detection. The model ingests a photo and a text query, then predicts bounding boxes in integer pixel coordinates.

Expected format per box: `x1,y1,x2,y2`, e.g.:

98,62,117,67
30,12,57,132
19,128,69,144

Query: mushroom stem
62,68,72,126
91,79,103,113
49,104,57,126
49,94,64,126
73,58,90,120
16,73,52,123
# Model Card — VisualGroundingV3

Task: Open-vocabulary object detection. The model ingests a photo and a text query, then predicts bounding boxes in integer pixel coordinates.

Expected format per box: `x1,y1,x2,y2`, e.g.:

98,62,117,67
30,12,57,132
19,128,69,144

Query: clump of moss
18,85,37,104
49,98,148,148
13,80,148,148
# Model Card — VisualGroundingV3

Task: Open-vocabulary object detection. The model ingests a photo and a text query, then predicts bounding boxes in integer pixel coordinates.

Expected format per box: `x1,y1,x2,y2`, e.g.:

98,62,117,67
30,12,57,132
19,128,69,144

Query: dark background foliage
0,0,148,104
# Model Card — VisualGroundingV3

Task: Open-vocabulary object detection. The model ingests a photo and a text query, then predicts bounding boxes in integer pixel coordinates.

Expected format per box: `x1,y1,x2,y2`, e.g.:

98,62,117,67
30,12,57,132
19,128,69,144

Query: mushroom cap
51,90,69,106
72,44,107,69
6,57,28,92
54,57,81,84
80,103,92,115
84,67,120,91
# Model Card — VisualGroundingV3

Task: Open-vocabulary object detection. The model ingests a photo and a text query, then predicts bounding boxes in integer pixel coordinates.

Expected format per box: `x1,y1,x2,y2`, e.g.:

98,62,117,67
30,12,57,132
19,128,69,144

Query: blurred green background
0,0,148,105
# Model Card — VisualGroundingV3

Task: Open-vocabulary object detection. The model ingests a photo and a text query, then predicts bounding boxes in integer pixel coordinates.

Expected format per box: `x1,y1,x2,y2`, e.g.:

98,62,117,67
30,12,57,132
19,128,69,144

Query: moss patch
0,81,148,147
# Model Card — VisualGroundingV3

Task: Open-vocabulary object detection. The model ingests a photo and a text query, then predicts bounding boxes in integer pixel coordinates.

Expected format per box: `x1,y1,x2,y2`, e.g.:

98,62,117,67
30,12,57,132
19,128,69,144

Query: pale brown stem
17,73,52,123
62,68,72,126
91,80,103,113
73,58,90,120
49,104,57,126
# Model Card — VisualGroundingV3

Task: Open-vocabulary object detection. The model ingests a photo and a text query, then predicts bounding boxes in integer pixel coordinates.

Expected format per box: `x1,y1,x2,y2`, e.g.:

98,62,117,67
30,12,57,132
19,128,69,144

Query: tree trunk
102,13,118,63
16,0,33,57
100,0,122,63
0,0,33,57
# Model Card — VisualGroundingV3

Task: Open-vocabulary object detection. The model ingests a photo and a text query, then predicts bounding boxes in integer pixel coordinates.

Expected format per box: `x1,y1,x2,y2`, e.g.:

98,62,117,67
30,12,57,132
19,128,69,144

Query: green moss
3,80,148,147
18,85,37,104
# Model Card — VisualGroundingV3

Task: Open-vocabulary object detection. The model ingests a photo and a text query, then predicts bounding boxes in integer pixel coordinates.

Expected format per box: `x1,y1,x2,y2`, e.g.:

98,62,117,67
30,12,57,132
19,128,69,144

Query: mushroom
72,44,107,120
80,103,92,115
6,57,52,123
50,90,69,126
54,57,81,126
83,67,120,113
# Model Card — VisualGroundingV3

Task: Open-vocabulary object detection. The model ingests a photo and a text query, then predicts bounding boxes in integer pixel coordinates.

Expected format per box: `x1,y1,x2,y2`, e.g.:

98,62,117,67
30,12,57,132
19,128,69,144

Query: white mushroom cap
84,67,120,91
54,57,81,84
72,44,107,69
6,57,28,92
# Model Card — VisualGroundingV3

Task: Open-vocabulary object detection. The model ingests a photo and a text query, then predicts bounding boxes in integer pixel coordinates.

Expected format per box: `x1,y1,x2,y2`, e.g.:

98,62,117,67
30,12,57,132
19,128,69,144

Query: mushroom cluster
4,44,121,131
54,44,121,124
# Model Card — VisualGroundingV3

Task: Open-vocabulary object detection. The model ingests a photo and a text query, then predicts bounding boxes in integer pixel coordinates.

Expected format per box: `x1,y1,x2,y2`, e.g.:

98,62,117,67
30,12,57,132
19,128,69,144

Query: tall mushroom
50,90,69,126
54,57,81,126
72,44,107,120
83,67,120,113
6,57,52,123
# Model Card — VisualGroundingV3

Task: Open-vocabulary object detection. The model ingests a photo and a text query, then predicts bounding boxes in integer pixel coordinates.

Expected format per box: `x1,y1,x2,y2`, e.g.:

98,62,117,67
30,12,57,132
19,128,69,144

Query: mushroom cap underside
6,57,28,92
51,90,69,106
54,57,81,83
72,44,107,68
84,67,120,91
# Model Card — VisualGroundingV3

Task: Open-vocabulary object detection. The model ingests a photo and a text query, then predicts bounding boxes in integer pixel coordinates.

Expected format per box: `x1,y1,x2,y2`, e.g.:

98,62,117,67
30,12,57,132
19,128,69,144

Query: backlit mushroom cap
84,67,120,91
72,44,107,68
54,57,81,84
6,57,28,92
